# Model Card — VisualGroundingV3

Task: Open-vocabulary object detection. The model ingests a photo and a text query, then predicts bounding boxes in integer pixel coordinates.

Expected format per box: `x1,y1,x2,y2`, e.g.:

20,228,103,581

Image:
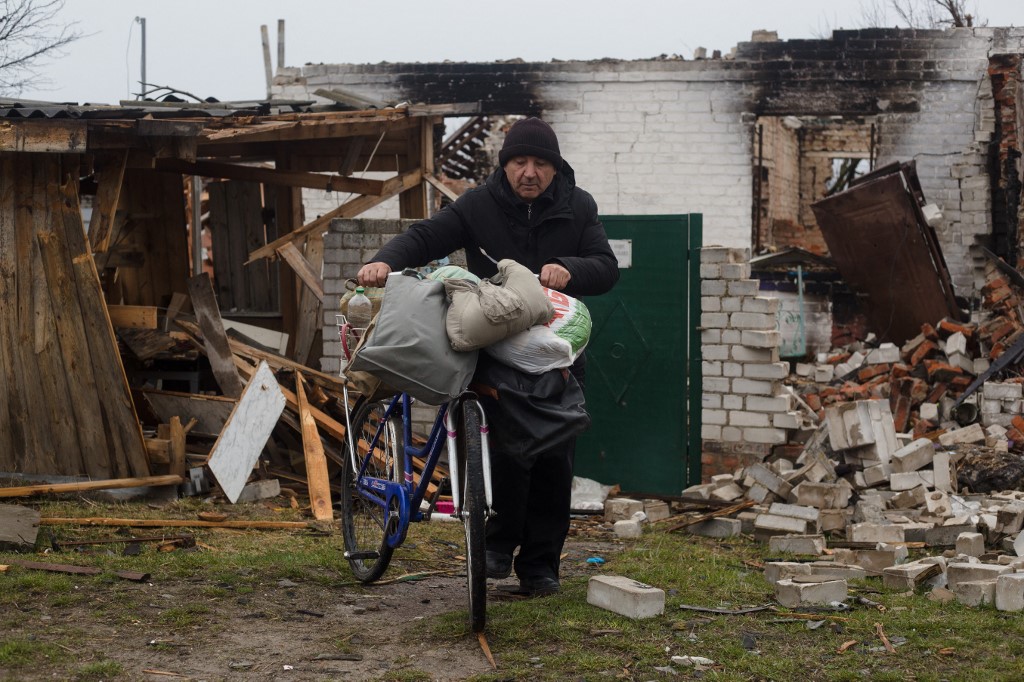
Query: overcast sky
15,0,1023,106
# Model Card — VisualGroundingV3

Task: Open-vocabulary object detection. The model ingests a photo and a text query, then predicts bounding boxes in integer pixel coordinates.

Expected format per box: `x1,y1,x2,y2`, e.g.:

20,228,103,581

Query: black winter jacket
370,162,619,299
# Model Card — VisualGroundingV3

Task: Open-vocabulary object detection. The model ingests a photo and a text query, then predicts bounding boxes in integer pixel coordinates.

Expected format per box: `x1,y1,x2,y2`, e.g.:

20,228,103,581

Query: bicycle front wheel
339,398,402,582
458,401,487,633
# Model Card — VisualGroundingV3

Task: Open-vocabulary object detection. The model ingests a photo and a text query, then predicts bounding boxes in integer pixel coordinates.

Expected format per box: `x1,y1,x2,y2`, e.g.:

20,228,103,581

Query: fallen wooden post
8,559,149,582
0,475,184,498
40,517,313,530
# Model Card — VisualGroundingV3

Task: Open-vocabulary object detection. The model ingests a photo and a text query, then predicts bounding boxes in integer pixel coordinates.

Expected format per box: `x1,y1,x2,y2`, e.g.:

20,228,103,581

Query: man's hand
539,263,571,290
358,262,392,287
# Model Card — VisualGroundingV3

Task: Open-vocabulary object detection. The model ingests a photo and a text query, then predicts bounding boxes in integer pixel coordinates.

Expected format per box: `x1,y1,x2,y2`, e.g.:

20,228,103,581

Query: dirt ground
5,529,621,682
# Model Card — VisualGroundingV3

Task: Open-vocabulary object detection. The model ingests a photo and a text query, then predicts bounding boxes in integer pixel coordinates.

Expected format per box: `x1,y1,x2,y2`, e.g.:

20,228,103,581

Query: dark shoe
486,551,513,579
519,575,560,597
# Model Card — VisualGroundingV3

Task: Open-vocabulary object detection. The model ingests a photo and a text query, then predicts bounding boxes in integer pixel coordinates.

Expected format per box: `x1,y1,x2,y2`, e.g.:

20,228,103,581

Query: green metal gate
575,214,702,495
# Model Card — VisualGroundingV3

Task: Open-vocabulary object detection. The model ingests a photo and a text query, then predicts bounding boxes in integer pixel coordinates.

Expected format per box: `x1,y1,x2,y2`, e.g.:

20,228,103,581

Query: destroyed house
274,26,1024,483
0,99,467,489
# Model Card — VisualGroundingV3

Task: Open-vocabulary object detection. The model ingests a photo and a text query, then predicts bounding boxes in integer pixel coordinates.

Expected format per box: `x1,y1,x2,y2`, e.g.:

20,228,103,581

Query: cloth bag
444,259,555,352
348,270,478,405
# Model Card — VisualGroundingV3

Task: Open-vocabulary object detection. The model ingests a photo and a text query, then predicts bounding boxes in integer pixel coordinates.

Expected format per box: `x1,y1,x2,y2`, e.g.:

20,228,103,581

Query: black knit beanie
498,117,562,168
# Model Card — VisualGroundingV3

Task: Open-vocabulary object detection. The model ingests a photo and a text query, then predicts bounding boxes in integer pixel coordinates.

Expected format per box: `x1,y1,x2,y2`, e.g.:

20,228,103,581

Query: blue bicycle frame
343,390,493,550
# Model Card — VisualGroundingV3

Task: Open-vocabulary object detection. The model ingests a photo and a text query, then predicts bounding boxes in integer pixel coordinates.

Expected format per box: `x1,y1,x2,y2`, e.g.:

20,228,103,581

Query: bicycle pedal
344,550,380,561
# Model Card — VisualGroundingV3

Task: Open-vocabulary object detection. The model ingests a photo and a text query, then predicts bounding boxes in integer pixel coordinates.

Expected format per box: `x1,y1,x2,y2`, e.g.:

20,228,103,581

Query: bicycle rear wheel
339,398,402,582
458,401,487,632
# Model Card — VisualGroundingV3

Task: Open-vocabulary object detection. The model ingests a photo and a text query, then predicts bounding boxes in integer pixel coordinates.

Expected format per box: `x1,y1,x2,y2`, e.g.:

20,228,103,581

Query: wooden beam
40,517,310,530
292,232,324,366
87,151,127,253
0,475,185,498
275,241,324,302
169,416,186,478
186,272,245,398
247,168,422,263
424,174,460,203
107,305,158,329
0,120,88,153
295,372,333,522
153,158,386,196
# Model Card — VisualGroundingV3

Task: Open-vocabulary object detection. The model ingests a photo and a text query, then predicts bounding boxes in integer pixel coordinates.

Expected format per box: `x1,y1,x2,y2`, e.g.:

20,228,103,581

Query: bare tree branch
0,0,81,95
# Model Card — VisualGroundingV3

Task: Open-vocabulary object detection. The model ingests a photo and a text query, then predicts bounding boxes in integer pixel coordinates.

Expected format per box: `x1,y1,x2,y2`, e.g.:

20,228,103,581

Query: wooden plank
275,241,324,302
0,154,18,463
141,389,235,436
424,174,460,203
108,305,159,329
200,113,421,146
273,154,303,357
339,135,365,176
292,232,324,366
186,272,245,398
0,120,88,153
248,168,422,263
5,560,149,581
13,156,56,469
40,517,309,530
169,416,186,478
37,229,112,478
224,181,253,311
87,151,128,253
0,504,40,548
57,171,151,479
118,327,178,360
207,361,287,503
236,180,272,311
295,372,333,521
0,475,185,498
206,182,235,309
154,159,385,195
400,120,428,219
21,157,78,473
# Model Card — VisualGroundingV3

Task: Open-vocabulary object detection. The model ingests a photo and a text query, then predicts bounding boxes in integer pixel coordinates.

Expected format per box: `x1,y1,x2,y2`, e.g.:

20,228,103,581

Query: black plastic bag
474,354,591,468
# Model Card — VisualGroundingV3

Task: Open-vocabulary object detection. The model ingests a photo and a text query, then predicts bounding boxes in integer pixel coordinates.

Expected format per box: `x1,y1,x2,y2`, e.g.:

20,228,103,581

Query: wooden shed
0,99,473,479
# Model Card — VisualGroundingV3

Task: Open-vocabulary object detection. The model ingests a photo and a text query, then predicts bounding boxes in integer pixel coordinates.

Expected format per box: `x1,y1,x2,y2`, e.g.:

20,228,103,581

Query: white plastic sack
484,287,592,374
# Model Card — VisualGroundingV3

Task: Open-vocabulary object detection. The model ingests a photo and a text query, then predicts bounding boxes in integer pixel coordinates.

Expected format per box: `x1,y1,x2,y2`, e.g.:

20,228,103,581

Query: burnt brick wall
276,27,1024,299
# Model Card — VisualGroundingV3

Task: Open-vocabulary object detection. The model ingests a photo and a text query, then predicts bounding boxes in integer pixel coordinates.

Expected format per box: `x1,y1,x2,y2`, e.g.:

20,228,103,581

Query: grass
5,495,1024,680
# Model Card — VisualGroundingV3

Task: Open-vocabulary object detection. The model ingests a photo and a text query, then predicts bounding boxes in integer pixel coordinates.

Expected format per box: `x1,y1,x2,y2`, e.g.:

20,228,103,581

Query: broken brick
937,319,975,339
925,382,948,404
910,340,940,366
858,364,891,382
923,360,965,383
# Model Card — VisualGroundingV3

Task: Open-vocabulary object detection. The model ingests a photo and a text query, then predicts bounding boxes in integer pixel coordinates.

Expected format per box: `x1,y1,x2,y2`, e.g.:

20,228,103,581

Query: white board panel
207,361,287,503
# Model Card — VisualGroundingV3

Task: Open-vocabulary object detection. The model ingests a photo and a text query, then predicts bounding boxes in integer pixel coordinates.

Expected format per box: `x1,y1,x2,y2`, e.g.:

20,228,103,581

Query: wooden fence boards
0,152,149,478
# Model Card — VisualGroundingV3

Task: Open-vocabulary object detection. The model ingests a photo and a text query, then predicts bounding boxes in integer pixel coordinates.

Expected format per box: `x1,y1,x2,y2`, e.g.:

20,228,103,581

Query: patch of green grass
74,659,124,680
158,603,212,628
0,639,69,669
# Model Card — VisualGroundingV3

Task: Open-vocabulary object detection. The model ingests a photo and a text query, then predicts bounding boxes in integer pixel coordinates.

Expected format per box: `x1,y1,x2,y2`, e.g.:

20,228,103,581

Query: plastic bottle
347,287,373,333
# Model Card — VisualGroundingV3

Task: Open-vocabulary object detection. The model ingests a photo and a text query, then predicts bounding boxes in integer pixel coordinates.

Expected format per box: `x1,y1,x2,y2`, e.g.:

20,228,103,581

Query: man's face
504,155,557,202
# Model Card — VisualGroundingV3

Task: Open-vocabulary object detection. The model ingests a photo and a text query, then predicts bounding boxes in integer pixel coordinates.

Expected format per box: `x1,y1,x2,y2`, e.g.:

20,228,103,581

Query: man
358,117,619,596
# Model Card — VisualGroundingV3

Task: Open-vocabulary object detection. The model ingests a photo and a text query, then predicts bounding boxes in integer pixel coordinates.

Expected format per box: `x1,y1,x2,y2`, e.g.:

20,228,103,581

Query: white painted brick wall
274,27,1024,300
699,247,792,447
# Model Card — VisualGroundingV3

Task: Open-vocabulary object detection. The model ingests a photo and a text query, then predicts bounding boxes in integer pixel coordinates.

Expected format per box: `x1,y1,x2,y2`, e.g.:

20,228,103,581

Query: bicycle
335,313,494,633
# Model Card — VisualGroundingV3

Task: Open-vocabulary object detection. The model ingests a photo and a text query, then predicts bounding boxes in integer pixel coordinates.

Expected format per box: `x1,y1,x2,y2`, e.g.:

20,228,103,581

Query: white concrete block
995,573,1024,611
954,580,996,607
768,534,826,555
587,575,665,619
774,579,847,607
955,532,985,557
891,438,935,473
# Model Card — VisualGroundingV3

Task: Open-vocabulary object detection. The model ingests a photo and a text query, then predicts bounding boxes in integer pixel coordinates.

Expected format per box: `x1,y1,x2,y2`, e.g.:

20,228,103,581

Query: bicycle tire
458,401,487,633
339,398,402,582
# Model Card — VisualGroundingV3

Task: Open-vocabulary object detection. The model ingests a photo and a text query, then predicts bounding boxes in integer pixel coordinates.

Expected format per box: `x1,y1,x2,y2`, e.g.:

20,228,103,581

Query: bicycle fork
444,398,494,520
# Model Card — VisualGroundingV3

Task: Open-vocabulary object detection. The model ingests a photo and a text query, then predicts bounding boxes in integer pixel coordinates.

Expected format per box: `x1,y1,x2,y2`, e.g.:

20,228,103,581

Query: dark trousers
486,438,575,580
484,356,585,581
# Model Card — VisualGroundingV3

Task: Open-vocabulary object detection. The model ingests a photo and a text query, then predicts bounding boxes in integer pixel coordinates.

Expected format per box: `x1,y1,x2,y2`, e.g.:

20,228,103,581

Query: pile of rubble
658,393,1024,611
788,256,1024,445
